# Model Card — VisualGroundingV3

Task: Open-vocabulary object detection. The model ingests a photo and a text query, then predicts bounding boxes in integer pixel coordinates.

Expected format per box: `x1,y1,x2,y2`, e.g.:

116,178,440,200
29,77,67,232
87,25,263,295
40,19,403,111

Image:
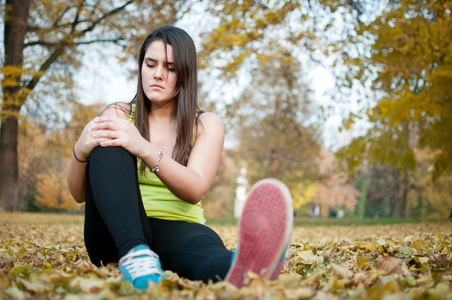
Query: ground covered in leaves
1,212,451,299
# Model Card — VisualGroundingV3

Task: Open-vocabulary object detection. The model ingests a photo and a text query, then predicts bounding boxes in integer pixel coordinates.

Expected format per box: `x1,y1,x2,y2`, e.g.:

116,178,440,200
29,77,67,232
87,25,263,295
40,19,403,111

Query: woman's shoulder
101,102,131,120
196,112,224,136
197,112,223,127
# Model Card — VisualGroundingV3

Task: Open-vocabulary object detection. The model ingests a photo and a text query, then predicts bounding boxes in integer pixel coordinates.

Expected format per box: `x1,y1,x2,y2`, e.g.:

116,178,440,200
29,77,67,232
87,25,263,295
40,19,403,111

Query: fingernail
94,117,100,123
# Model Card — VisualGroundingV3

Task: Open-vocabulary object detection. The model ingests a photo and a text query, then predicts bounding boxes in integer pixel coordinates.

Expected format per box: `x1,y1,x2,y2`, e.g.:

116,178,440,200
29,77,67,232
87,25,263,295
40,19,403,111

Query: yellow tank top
129,104,205,224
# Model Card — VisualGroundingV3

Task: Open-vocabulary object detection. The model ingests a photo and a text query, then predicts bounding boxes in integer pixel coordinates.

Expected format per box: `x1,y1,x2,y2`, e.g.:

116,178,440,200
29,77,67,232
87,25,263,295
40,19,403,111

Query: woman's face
141,40,178,106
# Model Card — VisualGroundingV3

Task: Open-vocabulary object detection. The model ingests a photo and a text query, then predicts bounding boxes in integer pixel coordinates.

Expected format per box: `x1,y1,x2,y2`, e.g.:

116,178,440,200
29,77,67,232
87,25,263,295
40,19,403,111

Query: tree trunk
391,198,400,218
400,167,409,218
0,0,30,211
0,119,19,211
265,145,275,178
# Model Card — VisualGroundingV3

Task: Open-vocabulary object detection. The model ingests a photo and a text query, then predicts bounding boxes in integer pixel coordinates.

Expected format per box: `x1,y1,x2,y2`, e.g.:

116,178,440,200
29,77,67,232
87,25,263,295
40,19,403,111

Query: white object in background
234,167,248,219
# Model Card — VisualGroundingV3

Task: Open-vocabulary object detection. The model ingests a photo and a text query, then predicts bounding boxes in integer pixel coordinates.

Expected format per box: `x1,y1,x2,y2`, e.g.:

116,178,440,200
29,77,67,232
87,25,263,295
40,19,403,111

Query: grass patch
206,216,444,226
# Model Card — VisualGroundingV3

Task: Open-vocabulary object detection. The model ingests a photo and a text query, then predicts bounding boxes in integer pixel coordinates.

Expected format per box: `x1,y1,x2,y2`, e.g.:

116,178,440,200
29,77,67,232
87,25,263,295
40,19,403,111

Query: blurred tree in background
0,0,193,210
332,0,452,178
331,0,452,218
310,149,359,218
225,48,321,191
198,0,360,217
17,102,103,211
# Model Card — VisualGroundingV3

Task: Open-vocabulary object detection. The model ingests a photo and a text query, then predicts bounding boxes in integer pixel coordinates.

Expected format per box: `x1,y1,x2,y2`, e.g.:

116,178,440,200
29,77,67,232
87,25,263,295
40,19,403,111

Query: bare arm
67,103,130,203
67,142,88,203
143,113,224,203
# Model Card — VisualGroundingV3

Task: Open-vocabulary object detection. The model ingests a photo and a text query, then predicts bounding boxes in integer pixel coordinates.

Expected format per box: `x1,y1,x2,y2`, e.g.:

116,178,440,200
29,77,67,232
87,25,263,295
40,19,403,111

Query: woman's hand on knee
91,116,148,157
74,117,102,161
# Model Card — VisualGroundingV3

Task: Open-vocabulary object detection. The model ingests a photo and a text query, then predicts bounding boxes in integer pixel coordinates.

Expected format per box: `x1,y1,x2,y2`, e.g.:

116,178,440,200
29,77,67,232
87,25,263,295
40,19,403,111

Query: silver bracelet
149,147,163,173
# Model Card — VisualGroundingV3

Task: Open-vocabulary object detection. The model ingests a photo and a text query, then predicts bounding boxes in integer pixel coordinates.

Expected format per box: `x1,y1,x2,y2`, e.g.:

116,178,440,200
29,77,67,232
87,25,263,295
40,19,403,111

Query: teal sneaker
226,178,293,287
119,244,165,290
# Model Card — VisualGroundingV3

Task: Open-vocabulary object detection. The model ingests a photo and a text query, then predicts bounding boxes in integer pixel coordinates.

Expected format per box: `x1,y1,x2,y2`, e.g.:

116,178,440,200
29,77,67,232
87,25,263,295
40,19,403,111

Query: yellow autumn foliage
337,0,452,180
35,164,76,210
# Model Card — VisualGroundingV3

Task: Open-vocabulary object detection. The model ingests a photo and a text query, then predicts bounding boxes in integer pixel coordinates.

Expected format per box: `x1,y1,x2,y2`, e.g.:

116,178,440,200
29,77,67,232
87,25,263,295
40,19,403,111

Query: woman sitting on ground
67,25,293,290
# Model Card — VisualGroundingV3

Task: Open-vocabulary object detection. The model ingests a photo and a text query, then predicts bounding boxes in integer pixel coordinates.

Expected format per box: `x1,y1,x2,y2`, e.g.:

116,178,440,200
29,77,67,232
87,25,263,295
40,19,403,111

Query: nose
154,65,165,80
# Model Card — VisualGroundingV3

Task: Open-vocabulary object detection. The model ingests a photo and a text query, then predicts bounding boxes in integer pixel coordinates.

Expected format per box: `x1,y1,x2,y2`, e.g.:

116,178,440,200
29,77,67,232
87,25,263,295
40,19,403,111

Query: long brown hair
132,26,201,172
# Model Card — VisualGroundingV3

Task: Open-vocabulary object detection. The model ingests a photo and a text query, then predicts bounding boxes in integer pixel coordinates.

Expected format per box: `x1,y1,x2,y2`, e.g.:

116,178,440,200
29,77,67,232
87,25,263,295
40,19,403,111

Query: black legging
83,146,232,282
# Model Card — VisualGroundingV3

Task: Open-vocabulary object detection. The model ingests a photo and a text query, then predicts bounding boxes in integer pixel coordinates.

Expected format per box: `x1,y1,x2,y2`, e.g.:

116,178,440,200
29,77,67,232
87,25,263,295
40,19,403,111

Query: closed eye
167,62,176,72
144,58,175,72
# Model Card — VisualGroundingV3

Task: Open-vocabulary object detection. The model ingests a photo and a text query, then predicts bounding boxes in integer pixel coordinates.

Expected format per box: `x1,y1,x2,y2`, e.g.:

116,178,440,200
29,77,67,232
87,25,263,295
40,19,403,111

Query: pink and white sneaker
225,178,293,288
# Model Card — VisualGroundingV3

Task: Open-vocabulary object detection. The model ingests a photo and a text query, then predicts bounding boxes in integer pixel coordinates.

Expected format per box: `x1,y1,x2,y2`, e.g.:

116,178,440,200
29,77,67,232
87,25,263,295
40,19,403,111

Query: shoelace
120,249,161,280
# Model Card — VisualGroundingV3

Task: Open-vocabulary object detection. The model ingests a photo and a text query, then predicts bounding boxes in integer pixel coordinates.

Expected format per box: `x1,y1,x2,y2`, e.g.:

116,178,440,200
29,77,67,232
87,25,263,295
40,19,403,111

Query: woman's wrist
141,144,163,172
73,143,89,163
148,147,163,173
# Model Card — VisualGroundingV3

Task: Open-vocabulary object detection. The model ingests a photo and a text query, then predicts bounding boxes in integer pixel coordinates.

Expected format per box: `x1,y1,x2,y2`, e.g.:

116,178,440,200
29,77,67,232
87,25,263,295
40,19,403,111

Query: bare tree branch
22,1,134,99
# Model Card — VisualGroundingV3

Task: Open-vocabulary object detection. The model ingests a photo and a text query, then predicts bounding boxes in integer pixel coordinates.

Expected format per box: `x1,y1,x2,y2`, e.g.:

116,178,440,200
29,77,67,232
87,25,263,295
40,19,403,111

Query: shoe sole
225,178,293,288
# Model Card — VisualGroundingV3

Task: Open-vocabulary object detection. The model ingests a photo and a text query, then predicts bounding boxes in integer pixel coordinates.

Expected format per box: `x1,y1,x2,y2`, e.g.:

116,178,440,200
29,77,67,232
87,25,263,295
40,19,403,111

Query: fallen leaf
0,272,11,290
442,274,452,281
356,258,370,269
352,272,368,285
433,282,450,298
378,257,404,275
19,278,48,293
278,273,302,289
284,287,313,299
411,239,428,252
297,250,323,265
330,263,353,279
70,277,107,293
403,235,414,245
433,253,449,269
418,257,430,265
361,243,377,252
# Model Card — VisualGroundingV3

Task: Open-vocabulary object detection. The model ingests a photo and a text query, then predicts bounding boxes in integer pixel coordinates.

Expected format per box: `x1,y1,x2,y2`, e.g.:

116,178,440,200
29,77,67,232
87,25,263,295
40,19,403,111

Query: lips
151,84,164,89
